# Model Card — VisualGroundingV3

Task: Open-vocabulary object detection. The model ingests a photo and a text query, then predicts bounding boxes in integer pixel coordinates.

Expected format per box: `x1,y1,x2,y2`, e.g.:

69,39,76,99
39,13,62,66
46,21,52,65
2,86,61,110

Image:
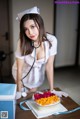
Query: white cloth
51,90,68,97
16,6,40,20
16,92,21,99
16,92,27,99
12,33,57,89
16,88,28,99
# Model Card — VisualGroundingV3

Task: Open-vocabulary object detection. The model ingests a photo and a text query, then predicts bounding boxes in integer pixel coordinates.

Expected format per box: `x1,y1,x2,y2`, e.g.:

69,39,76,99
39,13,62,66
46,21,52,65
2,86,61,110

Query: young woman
12,6,57,99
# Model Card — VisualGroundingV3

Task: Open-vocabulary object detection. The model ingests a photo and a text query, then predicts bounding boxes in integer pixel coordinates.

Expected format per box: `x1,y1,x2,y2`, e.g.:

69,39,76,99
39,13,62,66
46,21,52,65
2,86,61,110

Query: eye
31,25,35,29
24,28,28,32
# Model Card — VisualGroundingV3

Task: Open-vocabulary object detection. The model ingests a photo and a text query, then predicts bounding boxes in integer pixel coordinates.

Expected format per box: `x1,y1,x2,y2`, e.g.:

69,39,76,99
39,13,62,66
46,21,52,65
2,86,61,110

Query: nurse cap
16,6,40,20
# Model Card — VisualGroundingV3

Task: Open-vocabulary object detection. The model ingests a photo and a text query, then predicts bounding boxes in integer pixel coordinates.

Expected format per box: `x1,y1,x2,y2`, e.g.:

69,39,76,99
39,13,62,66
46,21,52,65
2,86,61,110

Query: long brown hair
19,14,51,55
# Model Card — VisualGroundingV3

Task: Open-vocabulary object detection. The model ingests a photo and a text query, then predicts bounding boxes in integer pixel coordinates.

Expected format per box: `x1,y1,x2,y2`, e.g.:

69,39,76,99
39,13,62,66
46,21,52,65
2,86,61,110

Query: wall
55,5,78,67
79,37,80,65
9,0,54,64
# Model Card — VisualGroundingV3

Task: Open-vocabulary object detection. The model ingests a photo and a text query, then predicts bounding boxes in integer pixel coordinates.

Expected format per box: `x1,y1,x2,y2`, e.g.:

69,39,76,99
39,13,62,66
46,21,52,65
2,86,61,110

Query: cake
33,90,60,106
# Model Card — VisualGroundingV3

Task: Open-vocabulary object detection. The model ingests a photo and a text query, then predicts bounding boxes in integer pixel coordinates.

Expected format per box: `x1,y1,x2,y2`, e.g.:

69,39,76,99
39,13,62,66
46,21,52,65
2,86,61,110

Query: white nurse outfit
12,33,57,89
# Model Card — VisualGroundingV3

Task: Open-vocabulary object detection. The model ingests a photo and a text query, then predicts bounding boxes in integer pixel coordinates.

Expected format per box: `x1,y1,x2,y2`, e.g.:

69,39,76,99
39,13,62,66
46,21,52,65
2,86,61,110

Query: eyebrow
24,23,36,28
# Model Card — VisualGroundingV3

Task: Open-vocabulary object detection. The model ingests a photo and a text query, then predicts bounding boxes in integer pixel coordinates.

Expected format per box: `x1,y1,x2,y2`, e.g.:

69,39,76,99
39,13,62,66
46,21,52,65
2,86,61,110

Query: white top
12,33,57,89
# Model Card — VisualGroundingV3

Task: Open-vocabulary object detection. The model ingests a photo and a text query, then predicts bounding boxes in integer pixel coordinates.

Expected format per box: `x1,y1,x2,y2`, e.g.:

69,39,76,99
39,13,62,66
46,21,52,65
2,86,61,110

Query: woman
12,6,57,99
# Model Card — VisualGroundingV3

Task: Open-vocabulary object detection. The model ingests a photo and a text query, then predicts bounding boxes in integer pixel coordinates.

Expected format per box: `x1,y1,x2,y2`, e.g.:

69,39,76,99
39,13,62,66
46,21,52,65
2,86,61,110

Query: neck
32,41,41,48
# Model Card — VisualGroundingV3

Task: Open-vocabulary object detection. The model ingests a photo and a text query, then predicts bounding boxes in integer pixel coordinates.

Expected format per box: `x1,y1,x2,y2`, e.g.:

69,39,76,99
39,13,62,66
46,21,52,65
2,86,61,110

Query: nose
29,29,33,35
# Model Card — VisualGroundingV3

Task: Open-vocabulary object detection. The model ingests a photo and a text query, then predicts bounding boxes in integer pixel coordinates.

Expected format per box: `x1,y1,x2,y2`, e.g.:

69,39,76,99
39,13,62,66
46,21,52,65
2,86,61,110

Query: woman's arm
16,58,24,91
45,55,55,91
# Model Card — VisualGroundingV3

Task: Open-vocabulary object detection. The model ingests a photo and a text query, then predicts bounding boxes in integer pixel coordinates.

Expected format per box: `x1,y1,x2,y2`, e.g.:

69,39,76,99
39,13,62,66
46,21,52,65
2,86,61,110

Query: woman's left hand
51,89,68,97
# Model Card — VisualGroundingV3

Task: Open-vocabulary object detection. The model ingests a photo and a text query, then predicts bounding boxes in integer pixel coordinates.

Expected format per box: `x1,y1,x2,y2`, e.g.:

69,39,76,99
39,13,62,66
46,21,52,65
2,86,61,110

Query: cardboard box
0,83,17,119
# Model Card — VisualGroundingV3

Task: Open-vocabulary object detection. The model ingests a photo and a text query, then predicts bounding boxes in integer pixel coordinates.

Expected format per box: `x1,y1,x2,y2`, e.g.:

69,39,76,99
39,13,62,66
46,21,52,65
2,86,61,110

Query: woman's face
24,19,39,41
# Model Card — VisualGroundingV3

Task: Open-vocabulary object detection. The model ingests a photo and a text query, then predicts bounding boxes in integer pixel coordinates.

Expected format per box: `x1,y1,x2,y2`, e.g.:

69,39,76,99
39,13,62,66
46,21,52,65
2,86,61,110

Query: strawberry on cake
33,90,60,106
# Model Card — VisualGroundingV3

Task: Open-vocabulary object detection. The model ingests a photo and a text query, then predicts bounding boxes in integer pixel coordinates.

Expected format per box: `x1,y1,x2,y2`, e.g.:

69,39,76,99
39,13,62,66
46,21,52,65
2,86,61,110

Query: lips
30,35,35,39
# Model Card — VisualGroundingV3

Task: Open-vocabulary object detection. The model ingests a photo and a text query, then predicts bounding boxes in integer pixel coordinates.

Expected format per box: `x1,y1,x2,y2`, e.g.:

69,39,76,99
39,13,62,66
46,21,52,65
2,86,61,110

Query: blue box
0,83,17,119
